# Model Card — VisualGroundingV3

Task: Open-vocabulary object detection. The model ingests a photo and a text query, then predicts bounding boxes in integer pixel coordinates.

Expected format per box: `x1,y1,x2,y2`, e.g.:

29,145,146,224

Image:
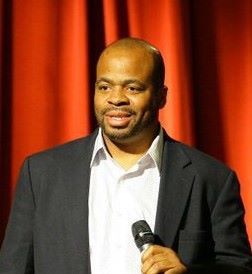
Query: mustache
100,107,136,115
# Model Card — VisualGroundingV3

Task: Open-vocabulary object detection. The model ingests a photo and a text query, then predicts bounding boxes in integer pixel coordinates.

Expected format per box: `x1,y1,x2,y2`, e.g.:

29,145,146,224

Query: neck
103,125,159,170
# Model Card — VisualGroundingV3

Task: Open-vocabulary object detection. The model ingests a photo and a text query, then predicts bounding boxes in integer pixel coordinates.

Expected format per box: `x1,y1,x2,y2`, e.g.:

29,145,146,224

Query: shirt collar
90,128,106,166
147,127,163,171
90,127,164,171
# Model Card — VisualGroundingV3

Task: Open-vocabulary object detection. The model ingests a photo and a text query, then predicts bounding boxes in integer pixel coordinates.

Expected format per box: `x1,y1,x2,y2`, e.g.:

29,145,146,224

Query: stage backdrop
0,0,251,244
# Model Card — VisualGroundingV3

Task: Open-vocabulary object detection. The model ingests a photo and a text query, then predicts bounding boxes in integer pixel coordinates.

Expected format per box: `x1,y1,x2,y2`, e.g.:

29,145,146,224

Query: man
0,38,251,274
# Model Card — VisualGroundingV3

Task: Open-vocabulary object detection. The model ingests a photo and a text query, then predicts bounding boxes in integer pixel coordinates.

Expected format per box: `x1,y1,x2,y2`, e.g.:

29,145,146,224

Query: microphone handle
139,243,153,253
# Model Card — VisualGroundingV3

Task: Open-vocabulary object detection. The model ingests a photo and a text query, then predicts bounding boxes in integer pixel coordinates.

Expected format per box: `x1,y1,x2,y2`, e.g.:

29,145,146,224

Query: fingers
142,253,172,273
142,245,167,262
141,245,187,274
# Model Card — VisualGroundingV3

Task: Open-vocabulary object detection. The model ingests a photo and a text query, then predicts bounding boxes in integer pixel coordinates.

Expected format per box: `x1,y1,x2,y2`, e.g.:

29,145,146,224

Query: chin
103,128,133,141
100,119,157,142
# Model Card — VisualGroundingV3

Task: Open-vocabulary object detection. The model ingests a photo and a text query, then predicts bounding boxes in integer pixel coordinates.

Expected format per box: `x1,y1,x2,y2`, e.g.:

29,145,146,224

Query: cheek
130,95,155,112
94,93,105,110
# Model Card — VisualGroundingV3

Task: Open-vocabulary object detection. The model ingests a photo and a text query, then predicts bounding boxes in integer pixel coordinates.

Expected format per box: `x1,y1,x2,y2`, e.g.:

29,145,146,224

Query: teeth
112,117,123,120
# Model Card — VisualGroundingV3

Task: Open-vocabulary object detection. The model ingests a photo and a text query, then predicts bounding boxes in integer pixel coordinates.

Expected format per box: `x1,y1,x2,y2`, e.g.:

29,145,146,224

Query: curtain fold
0,0,251,244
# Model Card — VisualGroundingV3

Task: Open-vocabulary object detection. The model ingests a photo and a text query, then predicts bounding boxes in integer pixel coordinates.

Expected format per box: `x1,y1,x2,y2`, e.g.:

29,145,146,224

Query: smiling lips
105,110,133,127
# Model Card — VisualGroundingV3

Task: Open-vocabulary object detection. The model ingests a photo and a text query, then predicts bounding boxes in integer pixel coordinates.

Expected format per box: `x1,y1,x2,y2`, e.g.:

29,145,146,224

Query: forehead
96,47,154,78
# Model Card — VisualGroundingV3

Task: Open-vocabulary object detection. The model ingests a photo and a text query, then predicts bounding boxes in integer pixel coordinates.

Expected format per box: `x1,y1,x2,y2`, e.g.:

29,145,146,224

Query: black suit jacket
0,130,252,273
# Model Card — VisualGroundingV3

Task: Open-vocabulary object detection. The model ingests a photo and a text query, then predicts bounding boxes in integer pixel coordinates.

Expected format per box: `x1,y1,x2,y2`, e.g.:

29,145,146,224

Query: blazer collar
154,133,195,248
63,130,98,274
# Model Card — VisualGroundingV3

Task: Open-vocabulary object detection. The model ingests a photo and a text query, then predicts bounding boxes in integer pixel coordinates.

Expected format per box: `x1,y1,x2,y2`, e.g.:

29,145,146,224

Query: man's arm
0,158,34,273
210,171,252,269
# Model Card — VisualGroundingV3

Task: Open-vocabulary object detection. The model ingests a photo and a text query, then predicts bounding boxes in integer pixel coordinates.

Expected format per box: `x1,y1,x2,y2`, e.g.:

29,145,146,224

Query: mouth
104,110,133,127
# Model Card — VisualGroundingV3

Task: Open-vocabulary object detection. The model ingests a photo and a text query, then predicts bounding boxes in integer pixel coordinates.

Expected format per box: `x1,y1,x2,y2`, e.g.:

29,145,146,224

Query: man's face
94,47,164,143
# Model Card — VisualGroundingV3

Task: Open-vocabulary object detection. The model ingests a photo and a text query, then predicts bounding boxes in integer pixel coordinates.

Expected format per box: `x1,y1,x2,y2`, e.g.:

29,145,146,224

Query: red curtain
0,0,251,244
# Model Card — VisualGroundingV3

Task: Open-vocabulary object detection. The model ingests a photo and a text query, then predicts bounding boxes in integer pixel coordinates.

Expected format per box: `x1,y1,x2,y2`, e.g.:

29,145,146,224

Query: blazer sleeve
211,171,252,269
0,158,34,273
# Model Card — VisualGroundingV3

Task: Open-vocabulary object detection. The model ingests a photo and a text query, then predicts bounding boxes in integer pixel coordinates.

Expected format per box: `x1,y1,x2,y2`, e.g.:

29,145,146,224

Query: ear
158,85,168,109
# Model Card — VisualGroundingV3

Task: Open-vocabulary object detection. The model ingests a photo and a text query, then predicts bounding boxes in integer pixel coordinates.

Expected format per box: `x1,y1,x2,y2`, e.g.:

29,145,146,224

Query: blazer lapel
61,131,98,274
154,136,195,248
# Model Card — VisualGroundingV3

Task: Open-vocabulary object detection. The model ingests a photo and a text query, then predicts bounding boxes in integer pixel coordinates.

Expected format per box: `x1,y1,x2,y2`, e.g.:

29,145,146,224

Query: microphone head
132,220,155,250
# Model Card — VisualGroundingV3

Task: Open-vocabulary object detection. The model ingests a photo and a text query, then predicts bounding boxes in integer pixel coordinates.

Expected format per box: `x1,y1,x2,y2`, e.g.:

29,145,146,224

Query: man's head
94,37,167,145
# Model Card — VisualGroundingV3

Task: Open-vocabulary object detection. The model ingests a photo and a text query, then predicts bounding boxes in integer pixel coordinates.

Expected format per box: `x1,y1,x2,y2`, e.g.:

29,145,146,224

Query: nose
107,86,129,106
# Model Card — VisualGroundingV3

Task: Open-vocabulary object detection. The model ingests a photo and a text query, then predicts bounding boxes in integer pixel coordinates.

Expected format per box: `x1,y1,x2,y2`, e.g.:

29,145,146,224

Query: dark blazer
0,130,251,273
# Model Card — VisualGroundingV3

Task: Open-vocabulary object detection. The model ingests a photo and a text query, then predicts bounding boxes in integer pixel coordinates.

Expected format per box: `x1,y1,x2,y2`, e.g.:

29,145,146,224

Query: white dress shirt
88,128,163,274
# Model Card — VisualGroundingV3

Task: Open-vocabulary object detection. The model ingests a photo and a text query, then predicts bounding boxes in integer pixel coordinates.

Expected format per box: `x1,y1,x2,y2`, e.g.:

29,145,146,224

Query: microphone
132,220,155,253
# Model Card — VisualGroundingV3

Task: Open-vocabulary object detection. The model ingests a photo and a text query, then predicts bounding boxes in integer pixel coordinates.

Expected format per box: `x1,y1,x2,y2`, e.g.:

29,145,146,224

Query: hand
141,245,187,274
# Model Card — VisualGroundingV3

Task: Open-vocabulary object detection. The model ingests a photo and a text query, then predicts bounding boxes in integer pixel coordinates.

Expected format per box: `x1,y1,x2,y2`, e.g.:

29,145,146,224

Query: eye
126,86,144,93
96,84,111,92
128,86,137,91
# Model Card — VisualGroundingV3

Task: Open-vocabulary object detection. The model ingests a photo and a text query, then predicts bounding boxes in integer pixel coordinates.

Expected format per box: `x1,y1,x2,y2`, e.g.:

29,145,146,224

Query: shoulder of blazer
162,130,234,182
25,129,99,169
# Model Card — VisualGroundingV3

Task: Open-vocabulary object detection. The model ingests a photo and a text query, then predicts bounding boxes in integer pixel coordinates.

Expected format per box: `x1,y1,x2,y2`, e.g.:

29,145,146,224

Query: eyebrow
95,77,146,87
